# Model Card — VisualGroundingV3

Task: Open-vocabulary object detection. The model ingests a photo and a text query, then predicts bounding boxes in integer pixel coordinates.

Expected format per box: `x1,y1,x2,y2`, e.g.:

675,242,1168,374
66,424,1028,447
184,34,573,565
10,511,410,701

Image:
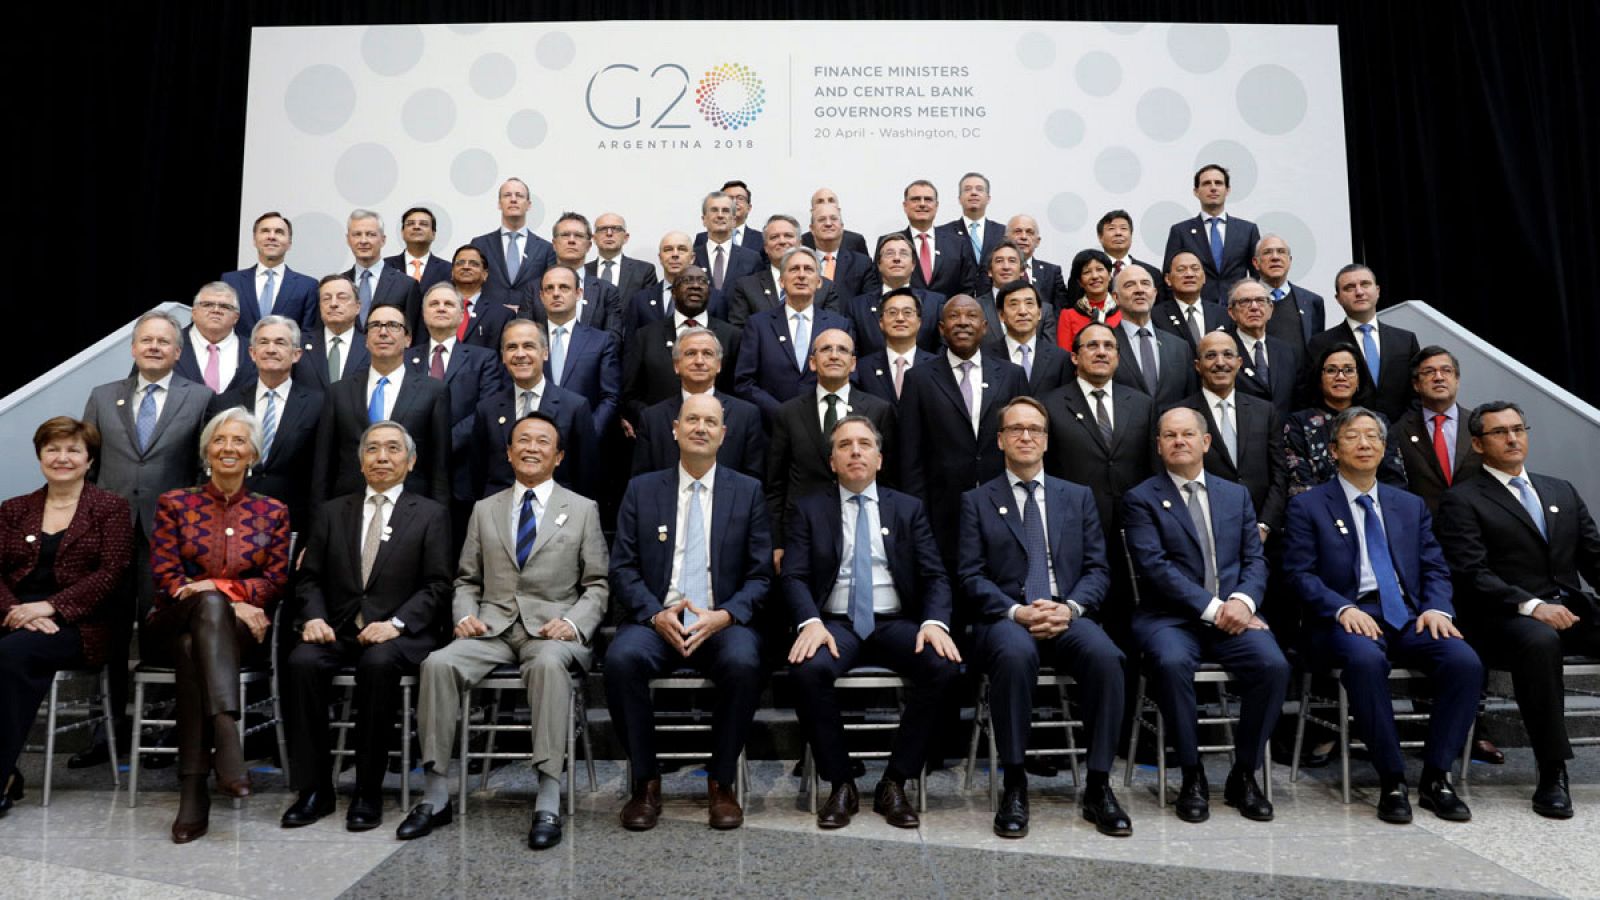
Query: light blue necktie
849,493,875,639
1019,344,1033,380
550,325,567,386
1510,477,1548,539
1207,216,1225,274
1270,287,1285,303
367,375,388,424
1184,482,1219,596
259,269,277,319
1356,494,1409,630
681,481,707,627
505,231,522,284
792,312,809,369
1357,323,1380,381
259,389,278,464
135,384,159,453
968,222,982,261
358,269,373,324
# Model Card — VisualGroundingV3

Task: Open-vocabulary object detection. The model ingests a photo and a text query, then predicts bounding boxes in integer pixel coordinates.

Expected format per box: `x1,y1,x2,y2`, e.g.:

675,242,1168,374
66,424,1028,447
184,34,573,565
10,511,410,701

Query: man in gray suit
404,412,609,850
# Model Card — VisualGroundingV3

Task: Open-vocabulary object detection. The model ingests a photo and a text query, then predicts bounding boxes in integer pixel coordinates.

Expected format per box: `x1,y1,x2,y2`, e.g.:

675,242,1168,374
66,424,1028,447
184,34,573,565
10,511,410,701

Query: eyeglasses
453,259,485,269
1479,425,1531,439
1001,425,1047,437
1230,297,1269,308
1322,365,1358,377
1416,366,1457,379
367,321,408,334
195,301,237,313
594,225,626,235
881,307,920,319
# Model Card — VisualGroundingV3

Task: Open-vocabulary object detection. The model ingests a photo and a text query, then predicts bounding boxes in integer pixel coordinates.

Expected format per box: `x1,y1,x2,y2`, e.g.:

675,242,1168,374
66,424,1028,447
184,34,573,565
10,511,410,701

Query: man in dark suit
1225,279,1302,417
174,282,256,394
1283,406,1482,824
538,267,620,440
767,329,895,550
586,212,660,301
470,320,594,499
898,294,1029,570
983,279,1070,397
344,209,424,331
469,178,556,315
631,327,764,478
606,393,772,831
1004,215,1071,314
1396,347,1481,511
1069,210,1167,306
300,275,370,389
938,172,1005,288
801,187,870,256
312,303,450,511
627,231,697,334
784,415,959,829
899,179,979,300
1162,164,1262,306
959,397,1132,838
734,248,852,422
694,191,763,292
853,288,939,406
981,241,1058,348
1304,265,1421,424
383,206,452,293
843,236,944,359
446,245,516,355
1435,401,1600,819
1253,235,1325,349
1113,265,1197,408
223,211,320,335
1155,251,1230,352
621,265,739,425
1180,332,1288,542
280,421,452,832
204,315,325,531
1123,407,1289,824
728,216,843,328
808,202,877,298
694,179,764,255
521,212,625,341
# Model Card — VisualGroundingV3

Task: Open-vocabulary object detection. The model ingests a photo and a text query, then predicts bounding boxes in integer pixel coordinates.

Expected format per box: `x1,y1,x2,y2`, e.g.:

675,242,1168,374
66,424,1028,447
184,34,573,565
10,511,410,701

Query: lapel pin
665,340,674,348
1075,412,1084,420
1339,527,1349,535
870,306,879,314
982,382,989,389
880,527,889,536
875,368,884,377
498,416,507,425
1549,505,1559,514
380,534,390,542
1410,435,1419,442
1244,368,1256,378
116,399,125,407
657,524,669,542
1162,500,1172,509
224,527,235,536
778,335,787,343
998,506,1008,515
410,356,420,365
555,513,568,527
1190,228,1198,234
24,534,35,543
1335,519,1346,528
304,343,314,350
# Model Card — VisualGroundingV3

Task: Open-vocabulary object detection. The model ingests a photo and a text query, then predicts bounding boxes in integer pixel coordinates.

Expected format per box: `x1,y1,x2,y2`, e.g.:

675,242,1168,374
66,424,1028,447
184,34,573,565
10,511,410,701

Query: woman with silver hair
146,407,290,843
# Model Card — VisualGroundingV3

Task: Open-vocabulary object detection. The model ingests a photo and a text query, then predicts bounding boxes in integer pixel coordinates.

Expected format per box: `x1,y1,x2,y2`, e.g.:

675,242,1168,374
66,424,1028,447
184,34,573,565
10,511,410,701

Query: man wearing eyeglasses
174,282,256,394
1225,278,1302,417
584,213,660,302
1436,401,1600,819
1395,347,1482,513
448,245,515,354
521,212,625,342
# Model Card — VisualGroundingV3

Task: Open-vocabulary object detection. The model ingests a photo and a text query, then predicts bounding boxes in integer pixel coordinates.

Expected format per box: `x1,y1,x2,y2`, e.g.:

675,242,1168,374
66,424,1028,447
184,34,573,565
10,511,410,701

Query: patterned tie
791,312,809,369
358,269,373,324
1217,399,1238,462
1112,260,1125,279
1207,216,1225,274
712,245,726,291
259,389,278,464
505,232,522,284
849,493,875,639
1019,480,1052,603
410,259,424,282
203,344,221,392
515,488,538,568
602,259,616,286
360,495,386,585
1432,414,1452,485
823,393,840,435
367,375,388,423
957,360,976,419
1355,494,1409,629
1183,482,1219,596
1136,327,1159,393
917,233,933,284
1253,340,1271,389
135,384,159,453
550,325,567,386
1091,388,1112,443
430,344,446,379
1509,476,1548,539
1357,324,1381,381
681,482,707,627
259,269,277,319
893,357,907,399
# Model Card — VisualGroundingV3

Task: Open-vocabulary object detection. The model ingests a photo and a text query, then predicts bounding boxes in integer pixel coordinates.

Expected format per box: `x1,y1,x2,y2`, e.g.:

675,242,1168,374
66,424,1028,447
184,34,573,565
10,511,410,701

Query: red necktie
430,344,446,379
457,298,472,341
1113,260,1125,277
917,234,933,284
1432,414,1452,484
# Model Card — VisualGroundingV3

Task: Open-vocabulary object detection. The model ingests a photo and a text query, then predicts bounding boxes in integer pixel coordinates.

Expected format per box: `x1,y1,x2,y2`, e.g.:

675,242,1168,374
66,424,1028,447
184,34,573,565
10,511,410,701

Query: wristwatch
388,616,407,632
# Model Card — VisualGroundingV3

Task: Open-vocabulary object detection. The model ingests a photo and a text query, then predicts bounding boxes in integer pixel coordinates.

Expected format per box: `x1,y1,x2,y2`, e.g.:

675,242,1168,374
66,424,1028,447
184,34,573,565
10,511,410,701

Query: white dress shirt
1201,210,1229,254
427,336,457,374
948,349,984,434
188,329,239,390
1001,469,1085,619
255,263,286,312
502,227,531,272
1077,376,1114,430
787,305,814,357
361,483,404,543
816,383,851,431
1004,334,1038,371
366,364,407,422
1336,475,1425,619
133,371,174,421
668,464,717,608
506,477,556,550
1168,470,1256,622
255,377,292,455
1346,316,1383,362
324,326,356,382
823,483,899,616
1483,465,1548,616
514,380,544,419
1201,387,1238,458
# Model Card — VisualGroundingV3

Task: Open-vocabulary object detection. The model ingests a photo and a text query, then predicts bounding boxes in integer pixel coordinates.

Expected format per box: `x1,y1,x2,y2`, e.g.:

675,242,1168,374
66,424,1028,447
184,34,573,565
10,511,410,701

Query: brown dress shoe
621,778,662,831
707,778,743,830
817,781,859,829
873,779,920,829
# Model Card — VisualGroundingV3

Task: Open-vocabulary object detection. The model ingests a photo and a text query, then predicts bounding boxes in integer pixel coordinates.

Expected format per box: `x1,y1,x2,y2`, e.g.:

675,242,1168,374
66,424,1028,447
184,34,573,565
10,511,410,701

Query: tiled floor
0,750,1594,899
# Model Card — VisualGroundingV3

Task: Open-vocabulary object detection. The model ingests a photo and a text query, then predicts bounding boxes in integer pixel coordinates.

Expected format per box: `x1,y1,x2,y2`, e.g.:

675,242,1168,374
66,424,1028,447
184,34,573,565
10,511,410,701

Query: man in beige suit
402,411,609,850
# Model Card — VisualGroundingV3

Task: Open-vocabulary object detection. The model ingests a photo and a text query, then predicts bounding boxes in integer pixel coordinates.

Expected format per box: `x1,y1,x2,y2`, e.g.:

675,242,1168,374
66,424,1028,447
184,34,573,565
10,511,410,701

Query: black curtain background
12,2,1597,403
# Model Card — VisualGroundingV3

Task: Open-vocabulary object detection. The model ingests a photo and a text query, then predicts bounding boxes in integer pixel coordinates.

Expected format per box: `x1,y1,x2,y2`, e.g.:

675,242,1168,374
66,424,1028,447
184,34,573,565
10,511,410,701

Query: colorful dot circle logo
695,63,765,131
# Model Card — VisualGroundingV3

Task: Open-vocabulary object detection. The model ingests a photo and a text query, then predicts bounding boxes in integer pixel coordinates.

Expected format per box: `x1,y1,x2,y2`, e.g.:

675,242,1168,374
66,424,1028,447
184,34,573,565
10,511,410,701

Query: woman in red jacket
1055,249,1121,352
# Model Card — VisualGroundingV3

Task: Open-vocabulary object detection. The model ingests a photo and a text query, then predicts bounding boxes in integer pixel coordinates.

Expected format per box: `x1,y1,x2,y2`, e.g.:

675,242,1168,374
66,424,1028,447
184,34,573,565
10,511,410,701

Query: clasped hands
652,600,732,658
3,601,59,633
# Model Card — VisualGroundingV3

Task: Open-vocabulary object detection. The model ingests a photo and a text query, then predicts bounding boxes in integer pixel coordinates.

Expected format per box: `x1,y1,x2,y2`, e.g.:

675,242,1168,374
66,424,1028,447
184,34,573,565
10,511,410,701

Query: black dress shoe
817,781,859,829
67,741,112,769
1080,783,1132,836
281,788,337,828
528,810,562,850
873,780,919,829
993,786,1029,838
346,797,383,832
1175,771,1209,823
1223,770,1274,821
396,801,453,840
1532,766,1573,820
1418,774,1471,822
1377,784,1413,824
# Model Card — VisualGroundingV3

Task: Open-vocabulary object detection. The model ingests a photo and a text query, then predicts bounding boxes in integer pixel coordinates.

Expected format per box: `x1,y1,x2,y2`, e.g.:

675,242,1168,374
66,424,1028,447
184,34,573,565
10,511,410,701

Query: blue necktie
259,389,278,464
1207,216,1225,274
358,269,373,325
1270,287,1285,303
681,481,707,627
550,326,567,386
1019,480,1052,603
1509,476,1548,539
259,269,277,319
968,223,982,261
367,375,388,424
515,488,538,568
792,312,809,369
849,494,875,639
135,384,158,453
1357,323,1380,381
1355,494,1409,630
505,232,522,284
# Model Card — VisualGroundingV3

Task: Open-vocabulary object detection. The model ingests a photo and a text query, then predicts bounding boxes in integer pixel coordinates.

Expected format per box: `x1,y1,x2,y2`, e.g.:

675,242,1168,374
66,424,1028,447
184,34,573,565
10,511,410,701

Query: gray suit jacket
451,483,610,644
83,374,213,538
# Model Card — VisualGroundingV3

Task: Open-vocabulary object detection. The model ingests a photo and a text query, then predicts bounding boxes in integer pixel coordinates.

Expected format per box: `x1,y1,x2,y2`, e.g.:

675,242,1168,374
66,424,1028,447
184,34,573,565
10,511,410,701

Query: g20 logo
586,63,765,131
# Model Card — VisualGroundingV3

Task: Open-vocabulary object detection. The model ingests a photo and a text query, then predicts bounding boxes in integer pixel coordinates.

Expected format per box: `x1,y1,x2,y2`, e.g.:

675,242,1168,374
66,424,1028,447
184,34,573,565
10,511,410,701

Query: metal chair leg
129,680,145,808
42,677,60,807
1291,673,1311,783
1059,684,1082,787
566,683,577,816
331,687,353,787
457,689,472,818
1338,682,1352,804
803,744,817,815
101,669,120,788
1156,706,1168,808
401,682,413,810
479,693,502,792
1123,675,1145,788
986,700,1000,813
963,682,985,790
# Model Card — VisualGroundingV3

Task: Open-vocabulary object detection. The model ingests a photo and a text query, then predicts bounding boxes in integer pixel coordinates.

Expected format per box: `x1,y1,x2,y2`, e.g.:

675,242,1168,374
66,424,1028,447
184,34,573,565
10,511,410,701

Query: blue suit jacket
451,296,516,355
383,252,453,293
405,341,507,500
1122,473,1267,629
520,277,627,343
694,242,763,289
899,227,979,299
852,348,938,405
732,305,853,421
780,487,950,628
223,265,320,336
958,474,1110,621
172,325,256,394
1162,214,1262,306
630,391,766,479
823,248,880,299
844,289,945,358
543,321,620,437
1282,478,1455,624
695,228,765,255
610,467,773,626
469,228,557,313
469,383,595,500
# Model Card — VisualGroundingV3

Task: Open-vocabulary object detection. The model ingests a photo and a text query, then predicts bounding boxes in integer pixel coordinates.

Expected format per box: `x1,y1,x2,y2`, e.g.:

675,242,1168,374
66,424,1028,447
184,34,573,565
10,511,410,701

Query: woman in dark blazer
1283,343,1408,496
0,417,132,816
147,407,289,843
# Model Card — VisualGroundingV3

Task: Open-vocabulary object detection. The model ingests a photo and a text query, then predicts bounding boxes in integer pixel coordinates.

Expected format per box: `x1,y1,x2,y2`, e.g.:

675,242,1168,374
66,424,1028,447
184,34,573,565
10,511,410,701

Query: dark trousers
603,621,762,785
789,618,959,784
284,630,434,797
1139,620,1290,769
977,616,1126,772
0,626,86,776
144,592,264,777
1465,613,1600,764
1311,609,1483,776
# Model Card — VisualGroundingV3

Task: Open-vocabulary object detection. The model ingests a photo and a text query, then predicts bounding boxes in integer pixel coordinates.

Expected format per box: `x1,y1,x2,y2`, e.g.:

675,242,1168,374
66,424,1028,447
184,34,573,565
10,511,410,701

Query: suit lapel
1115,329,1153,394
1045,479,1070,560
654,475,678,585
145,380,195,454
800,395,827,461
388,373,422,423
488,489,517,566
116,377,139,448
529,486,568,560
988,478,1025,549
341,495,365,590
364,493,412,588
709,474,734,577
1317,485,1361,580
1158,477,1203,552
1195,399,1236,473
820,489,844,582
1480,475,1546,542
929,356,968,425
1059,386,1109,454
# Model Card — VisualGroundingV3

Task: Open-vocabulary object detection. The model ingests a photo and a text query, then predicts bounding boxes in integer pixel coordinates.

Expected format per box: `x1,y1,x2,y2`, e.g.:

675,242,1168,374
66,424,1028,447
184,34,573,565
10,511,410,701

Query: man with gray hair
632,326,764,477
729,214,841,327
344,208,423,330
1250,234,1325,349
174,282,255,394
470,319,595,499
694,191,762,291
622,263,739,424
734,246,853,422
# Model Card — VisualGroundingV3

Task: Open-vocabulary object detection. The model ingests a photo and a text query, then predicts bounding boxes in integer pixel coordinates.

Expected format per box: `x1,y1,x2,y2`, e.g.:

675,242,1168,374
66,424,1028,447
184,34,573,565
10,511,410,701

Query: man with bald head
1154,250,1229,352
1004,215,1069,314
1112,263,1195,408
625,230,726,334
631,326,764,478
1251,235,1324,349
622,264,740,424
734,247,853,422
802,187,870,256
808,202,878,298
585,212,660,301
1224,278,1302,416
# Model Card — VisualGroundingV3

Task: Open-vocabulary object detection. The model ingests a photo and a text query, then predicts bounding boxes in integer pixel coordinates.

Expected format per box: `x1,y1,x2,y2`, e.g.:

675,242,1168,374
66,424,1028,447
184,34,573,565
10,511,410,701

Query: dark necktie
1019,480,1052,603
1183,482,1218,596
516,488,538,568
712,245,727,290
823,393,840,435
1253,340,1270,388
429,344,446,379
1091,388,1112,443
1355,494,1409,629
1136,327,1159,392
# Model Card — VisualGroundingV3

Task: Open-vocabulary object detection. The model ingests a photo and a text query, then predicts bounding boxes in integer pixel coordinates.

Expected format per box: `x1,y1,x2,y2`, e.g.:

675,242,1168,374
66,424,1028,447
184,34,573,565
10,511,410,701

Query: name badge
657,525,669,542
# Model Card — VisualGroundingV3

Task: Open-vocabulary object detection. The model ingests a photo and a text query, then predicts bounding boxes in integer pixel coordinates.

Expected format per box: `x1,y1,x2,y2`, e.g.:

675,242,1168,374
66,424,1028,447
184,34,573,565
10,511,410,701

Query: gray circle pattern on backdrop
283,65,356,136
535,32,576,70
287,212,348,278
1048,193,1088,234
507,110,549,150
1135,88,1191,143
1167,24,1230,74
450,149,500,196
1044,109,1086,149
401,88,457,143
334,143,399,206
1140,201,1192,258
1094,147,1142,193
1015,32,1056,70
1255,211,1317,276
469,53,517,99
1237,64,1309,135
1104,23,1145,35
526,196,546,232
1074,51,1123,97
1193,140,1259,203
406,201,453,252
360,26,424,77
